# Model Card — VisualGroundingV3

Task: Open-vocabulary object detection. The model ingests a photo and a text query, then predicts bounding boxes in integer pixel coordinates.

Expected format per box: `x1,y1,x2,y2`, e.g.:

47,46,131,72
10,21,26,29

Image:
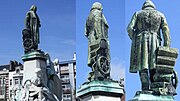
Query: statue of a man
85,2,110,80
127,0,171,90
25,5,41,50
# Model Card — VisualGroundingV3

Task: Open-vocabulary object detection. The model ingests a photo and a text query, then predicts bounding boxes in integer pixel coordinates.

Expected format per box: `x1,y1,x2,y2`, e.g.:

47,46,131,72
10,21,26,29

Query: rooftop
0,64,9,70
59,60,76,65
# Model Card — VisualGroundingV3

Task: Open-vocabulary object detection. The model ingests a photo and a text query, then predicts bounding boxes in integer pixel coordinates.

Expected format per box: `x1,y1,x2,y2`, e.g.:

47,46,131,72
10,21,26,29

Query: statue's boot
139,70,150,91
149,69,156,83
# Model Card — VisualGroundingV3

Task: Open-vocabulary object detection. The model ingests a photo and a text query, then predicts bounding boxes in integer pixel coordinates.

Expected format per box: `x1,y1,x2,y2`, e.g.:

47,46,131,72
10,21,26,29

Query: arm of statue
94,11,102,39
127,12,137,40
25,12,30,29
161,14,171,47
38,20,41,27
85,22,89,38
37,14,41,27
102,14,109,28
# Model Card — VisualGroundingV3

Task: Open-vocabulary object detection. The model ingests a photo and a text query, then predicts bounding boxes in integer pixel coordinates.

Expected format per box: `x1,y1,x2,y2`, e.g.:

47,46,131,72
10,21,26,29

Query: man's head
142,0,156,10
30,5,37,12
91,2,103,11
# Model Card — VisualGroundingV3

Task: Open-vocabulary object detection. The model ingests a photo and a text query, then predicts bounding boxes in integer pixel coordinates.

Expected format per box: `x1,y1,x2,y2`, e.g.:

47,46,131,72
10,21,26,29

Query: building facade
8,62,23,101
60,59,76,101
0,53,76,101
0,65,9,101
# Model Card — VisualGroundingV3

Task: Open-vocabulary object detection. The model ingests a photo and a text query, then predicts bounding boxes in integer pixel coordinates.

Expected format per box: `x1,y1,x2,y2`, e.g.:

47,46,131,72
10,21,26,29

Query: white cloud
62,39,76,46
110,57,125,82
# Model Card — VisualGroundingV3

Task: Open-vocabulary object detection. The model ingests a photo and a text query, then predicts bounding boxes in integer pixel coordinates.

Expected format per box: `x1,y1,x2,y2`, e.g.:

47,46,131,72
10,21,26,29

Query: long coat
127,8,171,73
26,10,41,45
85,9,110,67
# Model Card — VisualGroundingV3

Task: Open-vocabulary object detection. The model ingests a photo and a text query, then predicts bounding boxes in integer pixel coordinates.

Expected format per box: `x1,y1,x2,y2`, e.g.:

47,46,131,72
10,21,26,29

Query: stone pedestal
77,80,124,101
129,91,174,101
21,51,62,101
22,51,48,86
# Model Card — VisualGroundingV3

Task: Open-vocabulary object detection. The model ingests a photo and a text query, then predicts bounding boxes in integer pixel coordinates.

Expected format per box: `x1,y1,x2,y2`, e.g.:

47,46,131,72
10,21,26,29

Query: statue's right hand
163,43,170,47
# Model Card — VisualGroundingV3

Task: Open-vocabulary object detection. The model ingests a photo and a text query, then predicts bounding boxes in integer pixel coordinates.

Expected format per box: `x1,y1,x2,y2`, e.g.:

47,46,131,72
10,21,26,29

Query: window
60,65,69,71
10,79,12,86
63,95,66,98
10,90,12,97
0,78,5,95
61,75,70,83
61,75,64,78
61,75,69,79
20,79,22,85
62,85,65,88
3,78,5,85
73,65,76,70
67,94,71,98
15,78,19,85
66,84,71,88
63,94,71,100
16,68,20,73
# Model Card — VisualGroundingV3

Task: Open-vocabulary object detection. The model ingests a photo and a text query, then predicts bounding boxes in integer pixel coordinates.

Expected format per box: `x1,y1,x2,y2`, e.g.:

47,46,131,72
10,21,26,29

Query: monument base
77,80,124,101
20,51,61,100
22,50,48,85
129,91,174,101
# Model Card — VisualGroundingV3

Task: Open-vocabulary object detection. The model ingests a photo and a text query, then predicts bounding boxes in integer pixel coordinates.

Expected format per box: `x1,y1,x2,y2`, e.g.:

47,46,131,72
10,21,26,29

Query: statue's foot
142,83,149,91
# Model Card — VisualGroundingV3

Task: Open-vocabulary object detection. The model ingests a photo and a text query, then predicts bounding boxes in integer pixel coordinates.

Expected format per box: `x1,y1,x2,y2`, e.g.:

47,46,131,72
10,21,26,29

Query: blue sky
0,0,76,65
76,0,125,92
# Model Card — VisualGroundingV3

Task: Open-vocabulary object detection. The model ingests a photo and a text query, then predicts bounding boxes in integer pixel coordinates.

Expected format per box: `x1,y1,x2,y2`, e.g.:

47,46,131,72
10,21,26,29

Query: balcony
63,98,71,101
63,88,71,94
60,70,69,74
62,79,70,84
0,94,5,99
63,94,71,101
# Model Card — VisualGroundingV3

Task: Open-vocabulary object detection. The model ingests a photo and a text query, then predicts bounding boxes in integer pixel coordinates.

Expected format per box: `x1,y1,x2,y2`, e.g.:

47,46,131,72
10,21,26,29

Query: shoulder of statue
26,11,33,15
131,11,139,18
136,10,142,14
28,10,33,13
154,10,163,16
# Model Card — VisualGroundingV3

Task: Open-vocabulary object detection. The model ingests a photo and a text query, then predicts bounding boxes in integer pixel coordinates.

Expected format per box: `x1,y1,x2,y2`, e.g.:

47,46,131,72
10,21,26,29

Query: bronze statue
85,2,110,81
127,0,171,91
23,5,41,53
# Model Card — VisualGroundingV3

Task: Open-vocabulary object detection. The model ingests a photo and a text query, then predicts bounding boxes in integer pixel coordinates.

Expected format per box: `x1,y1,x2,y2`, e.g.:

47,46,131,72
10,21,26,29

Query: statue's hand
85,33,88,38
105,23,109,28
129,35,133,40
26,25,30,30
163,43,170,47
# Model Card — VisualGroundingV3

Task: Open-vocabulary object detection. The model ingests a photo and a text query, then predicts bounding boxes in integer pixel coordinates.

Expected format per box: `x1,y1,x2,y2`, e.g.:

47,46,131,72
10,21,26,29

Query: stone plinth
129,91,174,101
77,80,124,101
22,51,48,85
151,47,178,95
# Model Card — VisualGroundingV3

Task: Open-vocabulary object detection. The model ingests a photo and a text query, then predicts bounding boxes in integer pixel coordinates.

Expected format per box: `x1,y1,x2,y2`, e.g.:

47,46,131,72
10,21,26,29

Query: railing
63,88,71,94
61,70,69,74
62,79,70,83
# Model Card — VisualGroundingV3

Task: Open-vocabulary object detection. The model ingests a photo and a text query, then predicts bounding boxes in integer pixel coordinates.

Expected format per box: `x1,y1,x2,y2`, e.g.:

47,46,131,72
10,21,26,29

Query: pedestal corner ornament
127,0,178,100
77,2,124,101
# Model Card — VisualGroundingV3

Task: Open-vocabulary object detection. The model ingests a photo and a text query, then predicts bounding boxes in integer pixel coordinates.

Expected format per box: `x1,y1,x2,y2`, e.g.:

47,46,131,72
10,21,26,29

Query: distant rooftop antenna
73,52,76,60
